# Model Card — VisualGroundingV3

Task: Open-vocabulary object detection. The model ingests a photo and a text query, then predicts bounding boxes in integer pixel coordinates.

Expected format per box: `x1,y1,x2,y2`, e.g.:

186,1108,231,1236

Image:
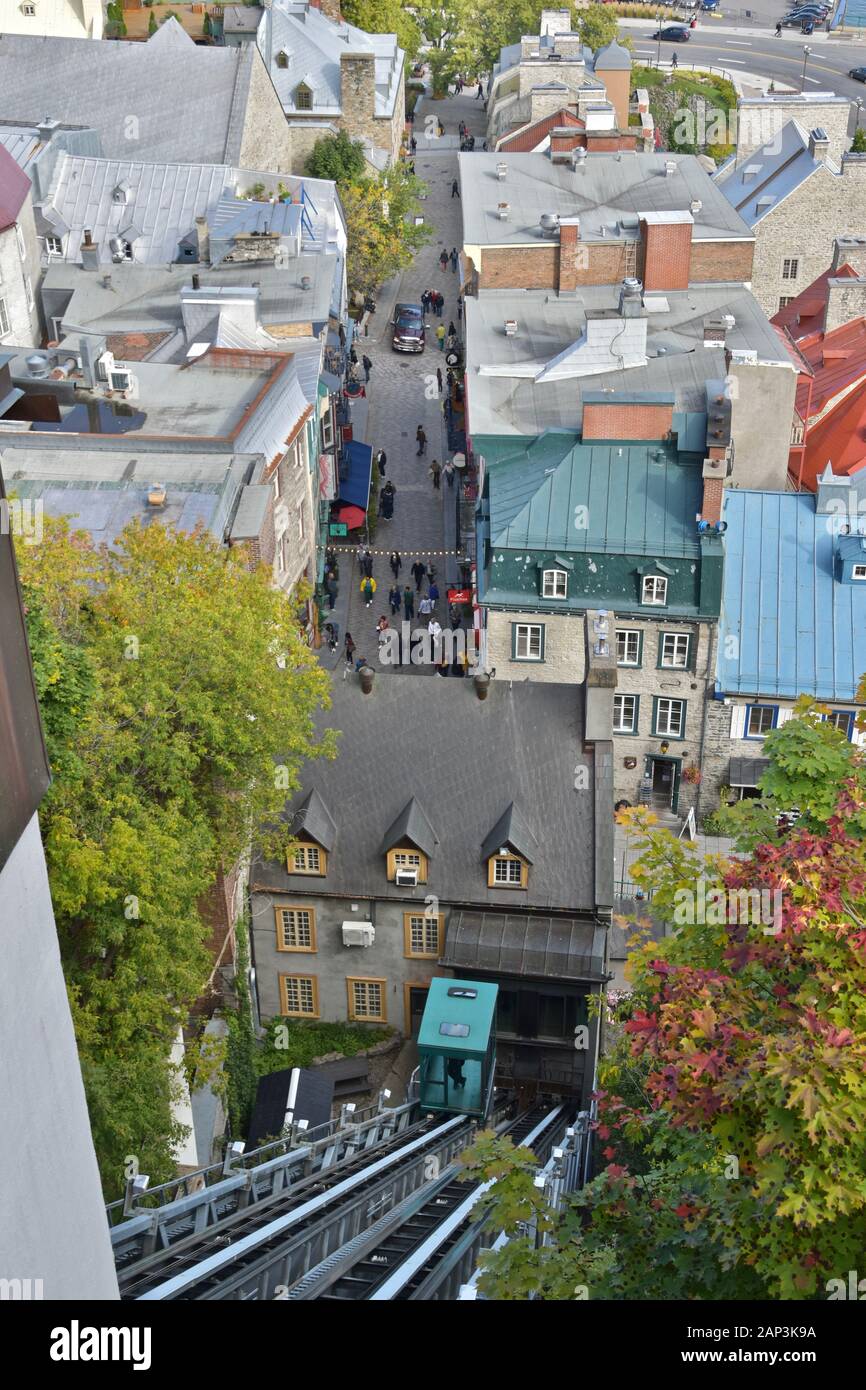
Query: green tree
851,126,866,154
575,3,619,53
340,164,432,295
148,10,157,33
342,0,422,59
409,0,461,48
450,0,545,77
16,517,333,1197
305,130,368,185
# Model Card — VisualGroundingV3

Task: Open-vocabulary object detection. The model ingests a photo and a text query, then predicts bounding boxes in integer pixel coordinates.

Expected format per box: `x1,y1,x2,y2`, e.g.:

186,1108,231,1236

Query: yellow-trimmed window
280,974,319,1017
488,853,528,888
404,911,443,959
275,906,316,952
348,977,387,1023
386,847,428,882
290,841,327,876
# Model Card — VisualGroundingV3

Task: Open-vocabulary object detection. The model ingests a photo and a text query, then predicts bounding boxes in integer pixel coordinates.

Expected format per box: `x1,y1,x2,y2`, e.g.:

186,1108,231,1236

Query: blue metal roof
718,490,866,700
337,440,372,510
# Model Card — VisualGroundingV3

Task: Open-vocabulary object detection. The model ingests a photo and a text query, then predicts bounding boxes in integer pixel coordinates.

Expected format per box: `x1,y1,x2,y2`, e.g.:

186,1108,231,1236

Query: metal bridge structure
107,1093,591,1302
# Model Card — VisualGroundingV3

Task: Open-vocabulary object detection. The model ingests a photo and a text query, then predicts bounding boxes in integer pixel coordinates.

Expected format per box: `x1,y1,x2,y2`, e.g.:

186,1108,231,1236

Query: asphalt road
624,27,866,102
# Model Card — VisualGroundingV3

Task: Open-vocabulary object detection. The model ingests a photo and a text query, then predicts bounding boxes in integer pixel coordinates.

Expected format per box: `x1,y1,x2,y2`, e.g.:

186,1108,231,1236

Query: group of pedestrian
438,247,459,274
459,135,476,153
422,288,444,318
451,74,466,95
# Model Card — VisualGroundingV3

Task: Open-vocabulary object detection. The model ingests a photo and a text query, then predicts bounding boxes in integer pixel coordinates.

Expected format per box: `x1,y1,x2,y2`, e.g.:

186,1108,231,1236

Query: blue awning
337,440,373,510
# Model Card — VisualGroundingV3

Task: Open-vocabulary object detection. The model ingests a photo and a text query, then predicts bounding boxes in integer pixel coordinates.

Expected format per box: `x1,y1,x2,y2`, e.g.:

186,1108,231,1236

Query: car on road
780,9,822,21
849,67,866,82
700,0,720,10
391,303,427,354
784,6,829,17
651,25,691,39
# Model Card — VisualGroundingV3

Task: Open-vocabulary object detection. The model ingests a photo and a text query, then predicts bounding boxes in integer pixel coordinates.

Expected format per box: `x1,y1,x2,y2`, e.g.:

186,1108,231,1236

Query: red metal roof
498,107,583,153
794,318,866,419
771,262,859,341
0,142,31,233
802,387,866,487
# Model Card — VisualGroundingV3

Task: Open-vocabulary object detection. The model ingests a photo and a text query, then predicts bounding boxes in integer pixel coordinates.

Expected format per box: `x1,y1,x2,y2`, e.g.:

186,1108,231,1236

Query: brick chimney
639,211,693,292
700,458,726,524
80,228,100,272
558,217,581,291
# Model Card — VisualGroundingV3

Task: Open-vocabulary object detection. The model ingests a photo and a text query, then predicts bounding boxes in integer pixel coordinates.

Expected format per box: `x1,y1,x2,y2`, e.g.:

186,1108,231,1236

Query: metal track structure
111,1097,419,1276
284,1104,571,1302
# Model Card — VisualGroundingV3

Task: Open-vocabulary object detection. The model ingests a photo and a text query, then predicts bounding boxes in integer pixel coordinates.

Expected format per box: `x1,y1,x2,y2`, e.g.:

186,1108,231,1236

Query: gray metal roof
480,802,539,864
714,121,821,228
260,2,403,119
593,40,631,71
0,24,256,166
465,284,797,436
379,796,438,859
224,5,264,32
229,483,271,541
441,912,607,981
290,788,337,853
460,151,754,245
252,675,601,914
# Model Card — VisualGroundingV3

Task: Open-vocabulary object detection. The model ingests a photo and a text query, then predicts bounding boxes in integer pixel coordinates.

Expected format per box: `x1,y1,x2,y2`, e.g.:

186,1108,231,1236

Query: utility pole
801,44,811,92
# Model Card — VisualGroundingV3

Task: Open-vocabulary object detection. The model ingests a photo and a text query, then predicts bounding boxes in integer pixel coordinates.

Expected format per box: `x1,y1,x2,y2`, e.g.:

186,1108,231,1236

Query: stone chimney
824,276,866,333
317,0,342,19
340,51,376,128
832,235,866,276
80,228,100,271
808,127,829,162
195,215,210,266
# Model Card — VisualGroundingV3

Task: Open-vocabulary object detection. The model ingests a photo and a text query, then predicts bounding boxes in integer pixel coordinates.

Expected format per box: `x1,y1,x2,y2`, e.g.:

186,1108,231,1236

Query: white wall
0,195,42,349
0,814,119,1300
0,0,103,39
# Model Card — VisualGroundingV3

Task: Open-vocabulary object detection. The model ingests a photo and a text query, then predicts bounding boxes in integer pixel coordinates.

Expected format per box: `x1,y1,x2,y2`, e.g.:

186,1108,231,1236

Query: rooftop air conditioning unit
395,868,418,887
690,199,702,214
504,319,518,336
664,159,677,177
496,162,508,180
96,350,115,382
342,922,375,947
108,367,133,393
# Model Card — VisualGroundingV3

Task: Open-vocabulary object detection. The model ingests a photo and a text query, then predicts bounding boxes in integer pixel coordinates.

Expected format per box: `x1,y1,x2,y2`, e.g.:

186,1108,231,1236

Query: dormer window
387,846,428,883
853,564,866,580
380,796,435,886
112,182,131,206
542,568,568,599
295,83,313,110
642,574,668,606
289,839,327,875
276,49,290,69
21,3,36,14
488,851,528,888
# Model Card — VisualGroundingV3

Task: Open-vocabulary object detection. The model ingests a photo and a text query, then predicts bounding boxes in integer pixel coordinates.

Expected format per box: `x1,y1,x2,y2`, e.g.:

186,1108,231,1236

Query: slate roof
460,151,753,246
0,25,258,165
291,788,337,853
380,796,437,859
252,675,604,915
717,488,866,700
480,802,539,864
593,40,631,71
713,121,824,228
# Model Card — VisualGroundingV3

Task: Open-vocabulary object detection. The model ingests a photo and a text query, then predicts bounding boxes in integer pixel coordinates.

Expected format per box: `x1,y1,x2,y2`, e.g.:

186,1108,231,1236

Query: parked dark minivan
392,303,426,353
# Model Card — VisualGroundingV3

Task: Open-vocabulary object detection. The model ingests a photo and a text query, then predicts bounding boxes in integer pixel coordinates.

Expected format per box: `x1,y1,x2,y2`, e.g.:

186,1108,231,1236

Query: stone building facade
0,148,42,348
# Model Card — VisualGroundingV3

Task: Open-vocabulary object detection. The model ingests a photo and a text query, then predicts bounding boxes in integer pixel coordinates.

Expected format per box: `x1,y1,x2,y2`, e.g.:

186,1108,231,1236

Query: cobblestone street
322,82,488,679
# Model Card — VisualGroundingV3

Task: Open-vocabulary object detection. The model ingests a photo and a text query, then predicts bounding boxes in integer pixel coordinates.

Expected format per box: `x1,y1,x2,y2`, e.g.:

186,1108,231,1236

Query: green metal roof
484,433,705,558
416,978,498,1059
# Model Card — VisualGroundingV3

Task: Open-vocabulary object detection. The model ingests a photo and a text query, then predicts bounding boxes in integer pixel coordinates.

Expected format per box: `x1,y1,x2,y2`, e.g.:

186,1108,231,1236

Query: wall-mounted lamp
660,741,670,754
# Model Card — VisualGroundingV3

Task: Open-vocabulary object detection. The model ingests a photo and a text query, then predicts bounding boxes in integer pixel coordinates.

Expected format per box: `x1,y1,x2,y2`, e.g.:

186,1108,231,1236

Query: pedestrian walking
411,558,426,591
419,593,433,621
438,292,446,318
388,583,401,616
326,573,337,610
428,617,442,643
410,135,417,153
439,248,448,271
429,459,441,490
362,353,372,384
420,290,429,313
451,178,460,199
445,332,456,352
428,580,440,611
447,320,457,337
375,447,386,478
671,52,678,69
476,80,483,100
360,576,376,607
437,366,443,395
450,248,458,273
443,459,455,489
436,323,446,351
345,631,356,666
389,550,402,580
403,586,415,620
416,425,427,457
360,546,373,578
349,345,358,366
379,482,394,520
457,294,463,322
437,119,445,138
450,606,462,630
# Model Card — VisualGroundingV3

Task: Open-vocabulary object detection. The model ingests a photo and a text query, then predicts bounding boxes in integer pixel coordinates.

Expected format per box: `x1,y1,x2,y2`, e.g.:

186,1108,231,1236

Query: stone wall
728,359,798,490
484,606,587,683
338,51,405,164
824,277,866,333
735,97,852,169
239,45,296,173
748,159,866,317
0,197,42,349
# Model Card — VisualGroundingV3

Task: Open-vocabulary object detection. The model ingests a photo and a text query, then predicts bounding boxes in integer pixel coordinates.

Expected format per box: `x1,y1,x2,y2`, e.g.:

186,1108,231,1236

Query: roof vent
664,159,677,178
573,147,587,168
540,211,560,237
496,161,508,180
497,201,509,220
690,198,702,214
26,352,51,379
504,319,518,336
300,274,312,290
147,484,167,508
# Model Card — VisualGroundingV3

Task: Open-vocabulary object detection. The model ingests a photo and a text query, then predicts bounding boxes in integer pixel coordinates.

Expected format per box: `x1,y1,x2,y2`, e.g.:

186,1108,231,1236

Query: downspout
694,611,718,822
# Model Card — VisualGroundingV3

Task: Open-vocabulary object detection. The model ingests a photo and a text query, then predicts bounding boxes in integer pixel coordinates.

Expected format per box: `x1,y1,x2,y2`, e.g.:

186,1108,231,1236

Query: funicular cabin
417,979,498,1119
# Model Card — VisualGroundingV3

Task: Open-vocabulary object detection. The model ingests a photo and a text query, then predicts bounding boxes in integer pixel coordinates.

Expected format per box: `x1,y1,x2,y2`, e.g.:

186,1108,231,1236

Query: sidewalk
619,16,856,40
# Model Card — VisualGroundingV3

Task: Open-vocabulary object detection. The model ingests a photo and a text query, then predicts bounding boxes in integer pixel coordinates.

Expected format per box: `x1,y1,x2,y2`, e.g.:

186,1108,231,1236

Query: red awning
331,503,366,529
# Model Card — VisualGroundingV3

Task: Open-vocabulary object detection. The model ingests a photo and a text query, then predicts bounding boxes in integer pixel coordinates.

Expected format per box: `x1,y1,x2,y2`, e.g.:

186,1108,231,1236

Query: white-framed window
45,235,63,257
613,694,638,733
0,297,10,338
493,857,524,884
853,564,866,580
321,410,335,450
541,568,568,599
655,698,685,737
273,467,281,500
22,4,37,15
778,296,794,310
781,258,799,281
513,623,544,661
297,507,305,542
660,632,690,668
746,705,775,739
641,575,668,606
16,225,26,260
616,629,641,666
393,851,421,871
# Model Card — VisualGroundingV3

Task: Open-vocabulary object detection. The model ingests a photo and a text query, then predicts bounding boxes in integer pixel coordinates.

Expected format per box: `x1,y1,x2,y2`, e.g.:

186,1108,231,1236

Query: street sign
329,522,348,537
447,588,471,604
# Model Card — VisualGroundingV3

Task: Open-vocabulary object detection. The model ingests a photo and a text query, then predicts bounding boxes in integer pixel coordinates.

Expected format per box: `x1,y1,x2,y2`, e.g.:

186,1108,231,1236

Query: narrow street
323,82,488,677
